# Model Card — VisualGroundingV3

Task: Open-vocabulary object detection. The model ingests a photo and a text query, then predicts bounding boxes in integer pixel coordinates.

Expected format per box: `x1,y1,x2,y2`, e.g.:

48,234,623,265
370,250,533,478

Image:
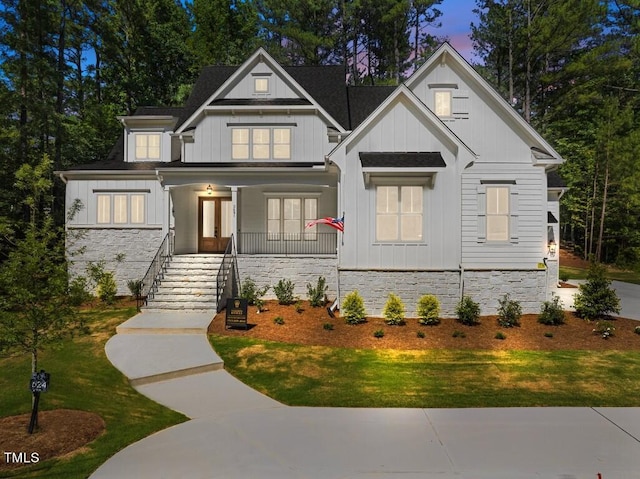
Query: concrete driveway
552,280,640,320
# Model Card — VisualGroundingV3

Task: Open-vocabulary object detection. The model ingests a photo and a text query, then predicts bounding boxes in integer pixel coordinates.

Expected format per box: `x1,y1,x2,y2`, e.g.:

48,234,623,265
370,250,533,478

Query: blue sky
437,0,480,63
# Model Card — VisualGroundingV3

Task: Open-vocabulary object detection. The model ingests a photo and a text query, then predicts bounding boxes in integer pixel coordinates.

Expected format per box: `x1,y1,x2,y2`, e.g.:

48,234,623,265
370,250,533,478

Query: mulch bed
209,300,640,351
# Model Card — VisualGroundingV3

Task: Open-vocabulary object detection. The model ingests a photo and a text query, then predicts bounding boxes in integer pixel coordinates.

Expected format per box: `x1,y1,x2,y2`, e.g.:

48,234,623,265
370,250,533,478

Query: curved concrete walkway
94,290,640,478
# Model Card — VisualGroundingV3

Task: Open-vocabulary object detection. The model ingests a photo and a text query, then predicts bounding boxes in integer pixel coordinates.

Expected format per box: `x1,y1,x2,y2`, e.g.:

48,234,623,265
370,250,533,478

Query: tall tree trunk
596,146,611,262
55,0,67,171
588,162,599,259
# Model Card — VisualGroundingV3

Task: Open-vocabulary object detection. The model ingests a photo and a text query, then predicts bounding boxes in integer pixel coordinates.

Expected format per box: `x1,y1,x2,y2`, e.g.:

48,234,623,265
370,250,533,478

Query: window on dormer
135,133,160,160
434,91,452,117
254,77,269,93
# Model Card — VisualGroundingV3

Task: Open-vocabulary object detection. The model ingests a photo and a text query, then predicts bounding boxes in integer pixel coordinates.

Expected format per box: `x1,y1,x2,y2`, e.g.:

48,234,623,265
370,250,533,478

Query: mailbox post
28,370,50,434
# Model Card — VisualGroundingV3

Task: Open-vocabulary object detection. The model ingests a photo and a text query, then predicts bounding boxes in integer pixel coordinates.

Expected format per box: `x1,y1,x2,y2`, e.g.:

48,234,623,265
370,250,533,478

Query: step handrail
139,231,174,309
216,235,238,313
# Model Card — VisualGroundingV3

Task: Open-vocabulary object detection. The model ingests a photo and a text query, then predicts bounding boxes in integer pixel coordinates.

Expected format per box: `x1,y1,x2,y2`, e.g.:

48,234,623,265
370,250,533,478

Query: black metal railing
237,232,337,255
139,231,174,310
216,235,239,313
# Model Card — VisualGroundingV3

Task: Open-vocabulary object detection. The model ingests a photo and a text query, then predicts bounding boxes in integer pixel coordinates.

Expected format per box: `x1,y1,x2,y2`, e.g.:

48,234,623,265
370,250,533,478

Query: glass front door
198,197,232,253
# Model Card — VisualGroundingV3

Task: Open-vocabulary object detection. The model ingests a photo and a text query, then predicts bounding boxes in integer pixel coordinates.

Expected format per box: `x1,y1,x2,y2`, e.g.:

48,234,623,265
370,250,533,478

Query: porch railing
237,232,337,255
216,235,239,313
139,231,174,309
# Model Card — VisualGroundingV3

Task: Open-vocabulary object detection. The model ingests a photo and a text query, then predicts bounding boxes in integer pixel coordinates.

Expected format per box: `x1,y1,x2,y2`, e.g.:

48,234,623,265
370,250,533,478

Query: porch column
231,186,238,245
163,186,171,237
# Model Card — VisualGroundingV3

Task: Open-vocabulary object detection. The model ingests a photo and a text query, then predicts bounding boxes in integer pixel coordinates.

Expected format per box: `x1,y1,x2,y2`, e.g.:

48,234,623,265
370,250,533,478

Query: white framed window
96,193,146,225
135,133,161,160
231,127,291,160
376,185,423,242
477,183,519,243
254,77,269,93
267,196,318,240
434,91,452,117
486,186,509,241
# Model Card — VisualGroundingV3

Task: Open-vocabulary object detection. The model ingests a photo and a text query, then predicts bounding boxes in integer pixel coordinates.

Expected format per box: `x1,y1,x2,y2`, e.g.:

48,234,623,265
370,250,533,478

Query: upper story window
97,193,145,225
232,127,291,160
376,185,423,242
254,77,269,93
434,91,452,117
135,133,160,160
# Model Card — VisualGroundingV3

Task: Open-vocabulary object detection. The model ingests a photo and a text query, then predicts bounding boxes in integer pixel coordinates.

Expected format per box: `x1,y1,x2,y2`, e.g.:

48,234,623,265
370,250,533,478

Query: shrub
559,271,570,283
635,326,640,335
593,320,615,339
127,279,143,298
417,294,440,325
544,332,554,338
68,276,92,306
240,277,269,306
273,316,285,325
416,331,425,338
573,262,620,320
307,276,328,307
274,279,295,305
97,271,117,305
323,323,334,331
495,331,507,340
342,290,367,325
452,330,466,338
497,293,522,327
538,294,565,325
456,296,481,325
373,329,385,338
383,293,405,325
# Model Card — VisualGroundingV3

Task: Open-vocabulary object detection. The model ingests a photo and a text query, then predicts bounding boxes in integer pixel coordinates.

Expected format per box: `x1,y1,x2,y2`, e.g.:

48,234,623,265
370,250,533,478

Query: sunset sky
437,0,480,63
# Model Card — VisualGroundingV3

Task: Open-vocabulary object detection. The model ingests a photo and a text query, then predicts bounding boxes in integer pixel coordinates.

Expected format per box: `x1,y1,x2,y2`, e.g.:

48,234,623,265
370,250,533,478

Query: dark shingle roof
134,106,184,117
348,86,396,128
547,170,567,188
359,152,446,168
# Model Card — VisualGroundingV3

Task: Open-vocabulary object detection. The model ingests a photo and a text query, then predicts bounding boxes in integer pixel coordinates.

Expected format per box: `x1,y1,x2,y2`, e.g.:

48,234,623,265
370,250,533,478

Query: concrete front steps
144,254,224,311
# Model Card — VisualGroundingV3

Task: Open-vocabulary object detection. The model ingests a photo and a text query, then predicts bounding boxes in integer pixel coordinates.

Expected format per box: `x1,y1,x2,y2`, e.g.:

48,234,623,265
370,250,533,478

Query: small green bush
417,294,440,325
559,271,570,283
323,323,334,331
295,300,304,313
68,276,92,306
544,332,554,338
240,277,269,306
495,331,507,340
593,320,615,339
635,326,640,335
274,279,295,305
538,293,565,325
273,316,285,325
127,279,143,298
452,330,466,338
97,271,117,305
497,293,522,327
342,290,367,325
373,329,384,338
307,276,328,307
573,262,620,320
456,296,481,325
383,293,405,325
416,331,425,338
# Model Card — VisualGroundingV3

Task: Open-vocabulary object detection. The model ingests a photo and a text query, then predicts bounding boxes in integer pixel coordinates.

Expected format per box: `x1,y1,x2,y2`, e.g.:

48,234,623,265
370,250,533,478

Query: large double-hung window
232,127,291,160
376,185,423,242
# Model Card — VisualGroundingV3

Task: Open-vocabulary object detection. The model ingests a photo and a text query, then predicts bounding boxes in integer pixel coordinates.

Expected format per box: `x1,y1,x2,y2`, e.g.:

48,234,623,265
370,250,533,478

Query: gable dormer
118,108,180,163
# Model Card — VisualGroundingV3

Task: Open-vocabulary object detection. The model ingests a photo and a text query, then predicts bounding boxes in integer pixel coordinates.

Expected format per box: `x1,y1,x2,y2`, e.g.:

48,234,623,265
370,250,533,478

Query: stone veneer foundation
67,228,164,295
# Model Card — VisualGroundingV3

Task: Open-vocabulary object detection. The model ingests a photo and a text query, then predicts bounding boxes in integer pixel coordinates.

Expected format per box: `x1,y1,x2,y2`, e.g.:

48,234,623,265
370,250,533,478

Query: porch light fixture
206,185,213,195
547,240,557,257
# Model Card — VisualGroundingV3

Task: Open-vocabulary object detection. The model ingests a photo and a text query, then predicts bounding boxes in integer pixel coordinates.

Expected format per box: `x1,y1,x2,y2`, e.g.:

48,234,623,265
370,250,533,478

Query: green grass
560,265,640,284
210,335,640,408
0,305,187,478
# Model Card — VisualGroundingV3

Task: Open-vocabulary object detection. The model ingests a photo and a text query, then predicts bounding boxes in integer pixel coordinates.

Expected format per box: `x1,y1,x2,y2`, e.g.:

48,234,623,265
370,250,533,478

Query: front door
198,197,232,253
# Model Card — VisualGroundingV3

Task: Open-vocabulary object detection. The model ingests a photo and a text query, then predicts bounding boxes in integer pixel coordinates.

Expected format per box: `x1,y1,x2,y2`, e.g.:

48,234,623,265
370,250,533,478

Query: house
58,43,565,316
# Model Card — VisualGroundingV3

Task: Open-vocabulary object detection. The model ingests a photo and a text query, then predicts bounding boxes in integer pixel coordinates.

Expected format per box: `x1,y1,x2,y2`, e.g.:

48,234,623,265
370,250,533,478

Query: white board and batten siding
185,113,330,164
223,63,299,99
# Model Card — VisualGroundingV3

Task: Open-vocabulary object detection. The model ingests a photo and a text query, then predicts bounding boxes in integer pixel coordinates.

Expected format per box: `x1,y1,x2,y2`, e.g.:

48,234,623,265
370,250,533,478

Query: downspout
459,264,465,300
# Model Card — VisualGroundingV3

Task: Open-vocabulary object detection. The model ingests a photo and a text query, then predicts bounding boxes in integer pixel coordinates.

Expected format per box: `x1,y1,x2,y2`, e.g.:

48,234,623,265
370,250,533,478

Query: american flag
305,216,344,232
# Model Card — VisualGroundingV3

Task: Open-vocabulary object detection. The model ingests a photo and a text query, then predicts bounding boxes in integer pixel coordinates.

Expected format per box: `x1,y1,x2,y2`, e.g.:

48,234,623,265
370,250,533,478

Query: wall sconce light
548,240,557,257
206,185,213,195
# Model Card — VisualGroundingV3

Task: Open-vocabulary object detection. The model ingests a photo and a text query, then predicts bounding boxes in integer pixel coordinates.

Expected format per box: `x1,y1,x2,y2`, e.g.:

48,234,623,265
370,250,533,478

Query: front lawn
0,305,187,478
211,335,640,408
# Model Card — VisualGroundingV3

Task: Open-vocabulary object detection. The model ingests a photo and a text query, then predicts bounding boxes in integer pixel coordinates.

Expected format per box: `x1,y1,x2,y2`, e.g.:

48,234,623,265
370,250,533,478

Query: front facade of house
60,44,565,316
